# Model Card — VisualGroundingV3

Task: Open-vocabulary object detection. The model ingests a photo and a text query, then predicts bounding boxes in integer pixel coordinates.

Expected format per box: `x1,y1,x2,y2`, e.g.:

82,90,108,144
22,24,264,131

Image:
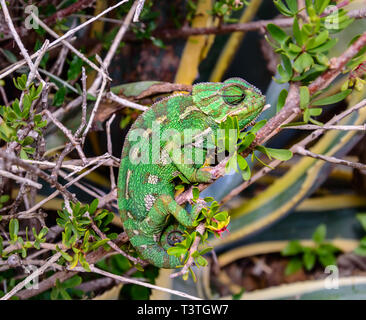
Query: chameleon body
117,78,266,268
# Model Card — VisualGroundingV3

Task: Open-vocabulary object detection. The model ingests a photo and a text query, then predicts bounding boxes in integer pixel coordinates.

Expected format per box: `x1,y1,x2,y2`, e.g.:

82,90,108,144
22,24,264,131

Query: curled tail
131,234,181,268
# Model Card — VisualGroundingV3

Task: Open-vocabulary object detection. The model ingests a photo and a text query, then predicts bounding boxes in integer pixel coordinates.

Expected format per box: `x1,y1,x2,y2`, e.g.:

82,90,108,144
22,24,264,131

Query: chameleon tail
136,242,181,269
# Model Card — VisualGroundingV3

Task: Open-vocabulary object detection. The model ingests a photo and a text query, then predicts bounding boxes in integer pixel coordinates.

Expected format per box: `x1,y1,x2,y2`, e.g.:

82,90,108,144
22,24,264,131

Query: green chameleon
117,77,266,268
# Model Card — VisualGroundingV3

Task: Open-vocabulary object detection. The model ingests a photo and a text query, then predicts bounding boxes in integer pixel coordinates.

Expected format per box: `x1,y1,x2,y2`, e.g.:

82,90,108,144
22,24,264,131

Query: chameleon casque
117,77,266,268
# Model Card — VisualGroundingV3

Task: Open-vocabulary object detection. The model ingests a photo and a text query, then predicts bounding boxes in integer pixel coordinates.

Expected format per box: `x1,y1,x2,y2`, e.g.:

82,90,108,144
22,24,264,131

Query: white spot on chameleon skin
156,115,167,124
179,105,200,120
147,174,159,184
133,230,139,235
158,149,170,165
127,211,134,219
144,194,156,211
140,245,147,250
143,128,152,138
129,147,140,162
125,169,132,199
153,234,160,242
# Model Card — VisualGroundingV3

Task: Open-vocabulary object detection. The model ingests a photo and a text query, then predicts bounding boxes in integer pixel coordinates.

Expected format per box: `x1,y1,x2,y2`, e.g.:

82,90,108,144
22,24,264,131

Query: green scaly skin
117,77,266,268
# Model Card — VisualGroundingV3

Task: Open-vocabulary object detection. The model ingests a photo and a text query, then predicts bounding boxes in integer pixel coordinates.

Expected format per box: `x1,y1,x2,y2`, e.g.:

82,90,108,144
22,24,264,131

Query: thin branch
0,169,42,189
0,0,36,77
0,252,62,300
32,13,111,81
170,222,206,279
0,150,76,202
106,91,148,111
221,98,366,204
106,114,116,190
283,124,366,131
88,0,138,95
0,0,129,80
176,31,366,207
72,265,201,300
86,212,145,265
294,145,366,171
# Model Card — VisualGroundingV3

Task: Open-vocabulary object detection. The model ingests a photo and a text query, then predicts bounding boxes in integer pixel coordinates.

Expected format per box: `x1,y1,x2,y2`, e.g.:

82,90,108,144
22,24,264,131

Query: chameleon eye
221,83,246,106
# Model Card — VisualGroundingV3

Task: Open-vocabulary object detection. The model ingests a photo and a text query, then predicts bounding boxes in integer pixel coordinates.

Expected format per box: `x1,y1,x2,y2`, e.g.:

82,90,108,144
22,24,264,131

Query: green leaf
356,213,366,231
262,147,293,161
56,245,73,262
312,89,352,106
306,30,329,50
293,52,313,73
225,153,238,174
232,288,245,300
238,132,255,152
312,224,326,244
303,249,316,271
192,187,200,201
196,255,208,267
293,17,304,46
52,86,66,107
303,108,310,123
67,55,83,81
63,275,82,288
1,49,17,63
359,236,366,248
354,246,366,257
241,163,251,181
237,154,248,171
300,86,310,110
308,38,337,54
282,240,303,256
89,198,99,215
309,108,322,117
267,24,288,44
9,218,19,241
250,119,267,133
285,0,297,12
285,257,303,275
273,0,296,16
315,0,330,14
22,95,32,118
318,252,336,267
0,195,9,203
199,247,213,255
167,246,186,256
281,54,293,77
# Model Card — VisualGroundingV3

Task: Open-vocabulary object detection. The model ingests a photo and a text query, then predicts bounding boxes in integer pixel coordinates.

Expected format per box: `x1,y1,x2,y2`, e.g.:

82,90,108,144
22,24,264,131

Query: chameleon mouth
217,103,271,124
241,104,271,130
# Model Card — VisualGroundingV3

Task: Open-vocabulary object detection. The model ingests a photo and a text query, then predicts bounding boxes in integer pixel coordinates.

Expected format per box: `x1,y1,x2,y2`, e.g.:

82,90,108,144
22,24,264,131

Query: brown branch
170,222,206,279
294,146,366,171
15,232,129,299
123,8,366,41
176,30,366,207
221,98,366,204
43,0,97,26
0,150,76,202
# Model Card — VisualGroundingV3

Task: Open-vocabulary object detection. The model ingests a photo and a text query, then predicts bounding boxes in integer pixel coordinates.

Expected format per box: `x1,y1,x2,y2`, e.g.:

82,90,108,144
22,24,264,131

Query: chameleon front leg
168,145,215,183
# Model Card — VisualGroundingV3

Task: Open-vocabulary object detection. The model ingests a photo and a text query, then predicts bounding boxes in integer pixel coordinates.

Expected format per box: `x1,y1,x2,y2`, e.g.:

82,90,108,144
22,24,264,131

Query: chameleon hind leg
130,233,181,268
140,194,200,235
137,196,199,268
170,146,214,183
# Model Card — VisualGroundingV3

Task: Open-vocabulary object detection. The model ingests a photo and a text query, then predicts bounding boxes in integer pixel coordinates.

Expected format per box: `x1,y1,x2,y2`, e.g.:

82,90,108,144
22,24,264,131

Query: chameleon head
192,77,267,129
